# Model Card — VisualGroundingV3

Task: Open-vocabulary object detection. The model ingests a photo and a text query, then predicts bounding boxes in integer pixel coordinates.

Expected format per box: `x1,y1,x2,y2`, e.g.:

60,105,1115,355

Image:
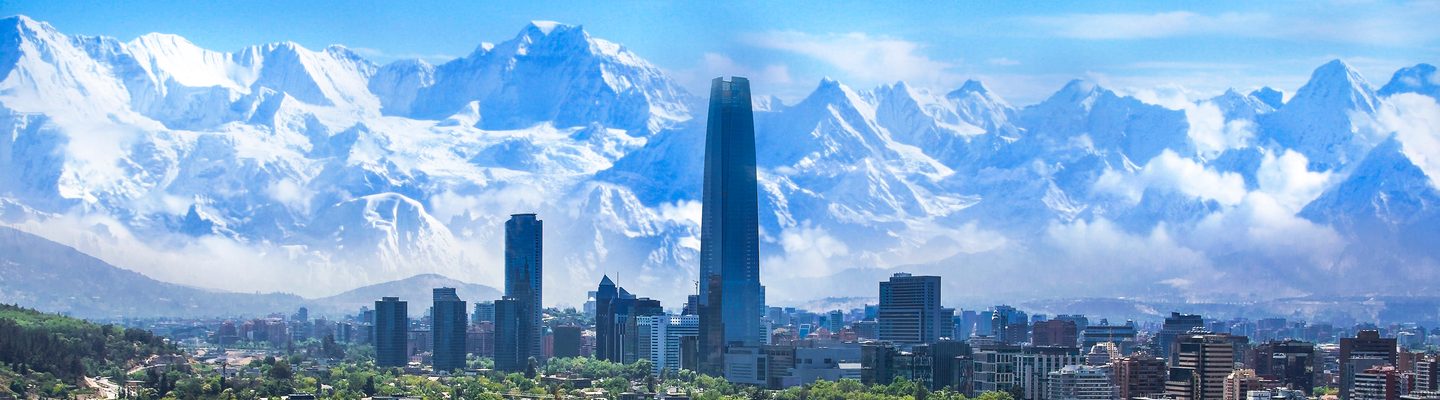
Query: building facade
503,213,543,369
698,76,767,376
431,288,467,373
877,273,943,345
374,296,408,368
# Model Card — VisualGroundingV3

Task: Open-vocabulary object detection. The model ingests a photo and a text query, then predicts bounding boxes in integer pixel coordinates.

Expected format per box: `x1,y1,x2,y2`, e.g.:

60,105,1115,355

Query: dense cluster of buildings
177,76,1440,399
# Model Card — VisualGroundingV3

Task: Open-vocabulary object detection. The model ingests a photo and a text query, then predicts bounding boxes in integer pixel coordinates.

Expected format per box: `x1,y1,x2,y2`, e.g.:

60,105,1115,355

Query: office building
1047,365,1116,400
595,276,664,363
375,296,408,368
1253,340,1316,394
828,310,845,335
1115,354,1169,399
972,343,1023,395
1081,319,1139,353
1017,346,1083,400
472,301,495,324
1166,333,1239,400
1223,369,1269,400
639,314,700,375
1341,330,1398,400
431,288,467,373
503,213,543,368
991,305,1029,345
493,298,524,371
1033,319,1079,347
698,76,767,376
877,273,944,345
553,326,583,358
930,340,971,391
1352,365,1400,400
1159,312,1205,361
1417,356,1440,392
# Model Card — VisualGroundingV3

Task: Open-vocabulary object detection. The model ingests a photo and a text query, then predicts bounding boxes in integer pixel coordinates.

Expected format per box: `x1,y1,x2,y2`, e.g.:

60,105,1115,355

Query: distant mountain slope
310,273,502,316
1,14,1437,308
0,226,302,318
0,226,500,318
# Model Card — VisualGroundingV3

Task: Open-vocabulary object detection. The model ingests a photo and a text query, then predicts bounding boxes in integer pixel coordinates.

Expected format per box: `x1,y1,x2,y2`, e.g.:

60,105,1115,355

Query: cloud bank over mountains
2,16,1439,308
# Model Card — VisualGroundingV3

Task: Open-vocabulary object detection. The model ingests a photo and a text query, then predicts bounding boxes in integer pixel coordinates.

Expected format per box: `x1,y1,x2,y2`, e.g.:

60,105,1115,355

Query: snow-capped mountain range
2,15,1438,308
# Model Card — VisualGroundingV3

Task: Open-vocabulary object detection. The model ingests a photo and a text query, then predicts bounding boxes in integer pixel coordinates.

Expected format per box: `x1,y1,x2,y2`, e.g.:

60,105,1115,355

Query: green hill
0,303,179,398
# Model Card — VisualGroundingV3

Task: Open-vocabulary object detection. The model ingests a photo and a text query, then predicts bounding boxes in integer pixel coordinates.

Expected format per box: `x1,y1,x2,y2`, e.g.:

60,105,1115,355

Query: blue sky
5,1,1437,104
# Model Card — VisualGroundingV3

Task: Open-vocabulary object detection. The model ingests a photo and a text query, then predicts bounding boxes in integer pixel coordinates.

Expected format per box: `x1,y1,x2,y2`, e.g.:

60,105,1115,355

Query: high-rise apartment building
375,296,408,368
431,288,467,373
877,273,943,345
698,76,767,376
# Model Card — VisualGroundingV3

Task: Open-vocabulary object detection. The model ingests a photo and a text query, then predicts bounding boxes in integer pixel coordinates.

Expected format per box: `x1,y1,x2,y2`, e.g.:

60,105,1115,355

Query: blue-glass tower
431,287,467,373
698,76,766,374
374,296,408,368
504,213,543,365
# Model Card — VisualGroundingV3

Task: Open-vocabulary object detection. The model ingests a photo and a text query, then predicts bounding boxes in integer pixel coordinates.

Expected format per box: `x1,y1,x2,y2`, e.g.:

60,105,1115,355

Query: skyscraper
1158,312,1205,360
505,213,543,365
1166,333,1239,400
375,296,408,368
595,275,664,364
493,297,523,371
1340,330,1397,400
431,287,467,373
698,76,766,375
877,273,943,345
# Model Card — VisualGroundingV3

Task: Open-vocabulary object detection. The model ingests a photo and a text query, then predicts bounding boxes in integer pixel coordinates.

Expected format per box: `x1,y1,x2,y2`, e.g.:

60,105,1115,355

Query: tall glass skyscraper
698,76,766,374
504,213,543,366
374,296,408,368
431,287,467,373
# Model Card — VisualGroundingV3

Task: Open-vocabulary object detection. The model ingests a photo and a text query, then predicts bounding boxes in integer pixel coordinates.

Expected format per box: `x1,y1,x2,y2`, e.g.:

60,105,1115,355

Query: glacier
2,15,1439,308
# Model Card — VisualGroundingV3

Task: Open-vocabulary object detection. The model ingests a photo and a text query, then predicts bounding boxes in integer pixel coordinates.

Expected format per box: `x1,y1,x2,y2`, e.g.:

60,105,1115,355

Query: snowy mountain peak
1249,86,1284,109
1291,59,1377,112
1379,63,1439,99
950,79,991,96
526,20,567,36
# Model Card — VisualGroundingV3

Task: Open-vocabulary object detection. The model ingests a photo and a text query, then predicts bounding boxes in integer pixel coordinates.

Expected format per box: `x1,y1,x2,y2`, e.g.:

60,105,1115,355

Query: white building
1046,365,1116,400
638,314,699,375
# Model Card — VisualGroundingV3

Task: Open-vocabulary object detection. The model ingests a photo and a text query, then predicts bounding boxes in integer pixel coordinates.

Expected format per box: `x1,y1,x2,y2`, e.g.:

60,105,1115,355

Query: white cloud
987,57,1021,66
1028,11,1270,40
1185,101,1256,157
1374,93,1440,189
743,30,957,87
1256,150,1333,211
1025,5,1440,46
672,53,796,99
762,222,851,279
1095,150,1248,206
